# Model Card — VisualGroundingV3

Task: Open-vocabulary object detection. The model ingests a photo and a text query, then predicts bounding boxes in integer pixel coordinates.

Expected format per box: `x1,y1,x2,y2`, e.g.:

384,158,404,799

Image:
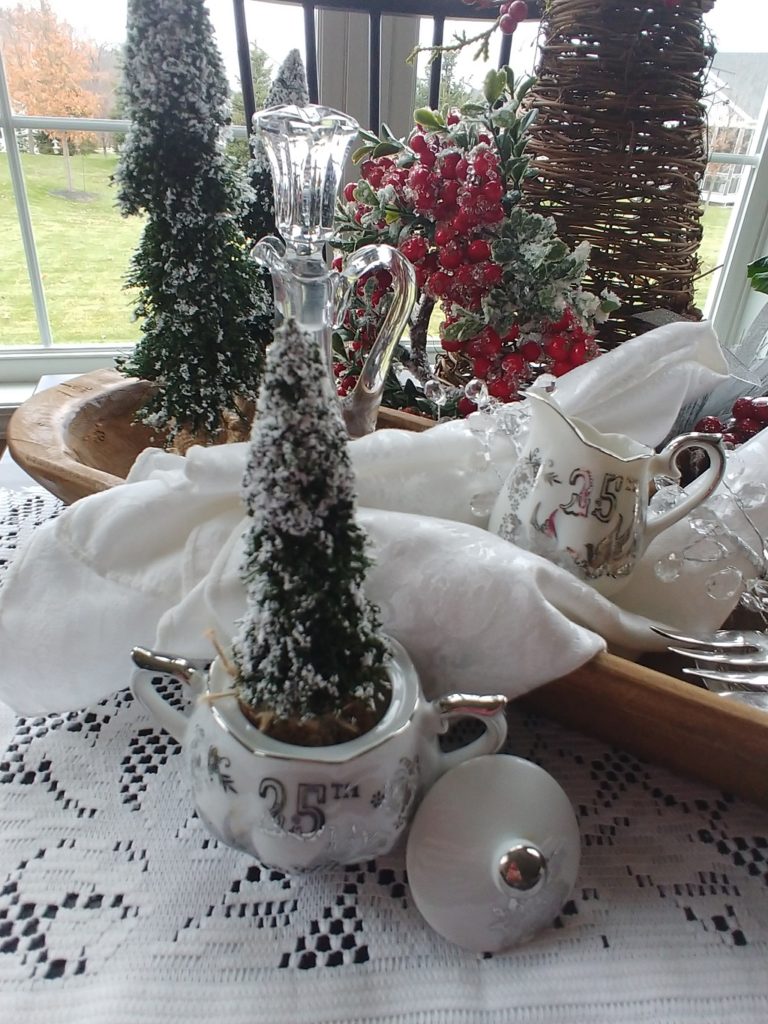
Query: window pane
416,16,539,112
699,3,768,314
23,131,143,344
0,145,38,345
218,0,308,125
697,170,749,311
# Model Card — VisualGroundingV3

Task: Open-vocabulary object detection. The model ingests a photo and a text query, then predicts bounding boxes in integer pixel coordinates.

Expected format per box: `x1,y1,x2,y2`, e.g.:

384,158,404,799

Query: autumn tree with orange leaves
0,1,103,191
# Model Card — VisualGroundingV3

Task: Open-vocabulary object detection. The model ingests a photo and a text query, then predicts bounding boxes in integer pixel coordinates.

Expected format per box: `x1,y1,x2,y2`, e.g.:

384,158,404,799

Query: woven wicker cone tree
522,0,715,344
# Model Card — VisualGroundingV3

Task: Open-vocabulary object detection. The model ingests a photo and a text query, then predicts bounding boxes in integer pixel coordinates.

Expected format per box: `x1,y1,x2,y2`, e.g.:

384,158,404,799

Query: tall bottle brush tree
115,0,271,441
233,318,389,747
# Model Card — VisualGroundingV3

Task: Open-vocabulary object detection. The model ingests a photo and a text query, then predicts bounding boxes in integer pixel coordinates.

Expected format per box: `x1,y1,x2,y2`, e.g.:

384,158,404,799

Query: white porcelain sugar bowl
131,641,508,873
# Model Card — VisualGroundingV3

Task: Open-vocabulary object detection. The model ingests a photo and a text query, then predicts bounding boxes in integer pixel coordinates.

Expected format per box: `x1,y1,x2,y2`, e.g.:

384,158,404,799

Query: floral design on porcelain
207,746,237,793
383,755,420,830
496,448,542,544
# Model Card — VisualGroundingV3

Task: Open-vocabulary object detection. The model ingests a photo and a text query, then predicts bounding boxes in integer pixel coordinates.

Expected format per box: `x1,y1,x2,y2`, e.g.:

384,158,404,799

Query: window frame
0,7,766,385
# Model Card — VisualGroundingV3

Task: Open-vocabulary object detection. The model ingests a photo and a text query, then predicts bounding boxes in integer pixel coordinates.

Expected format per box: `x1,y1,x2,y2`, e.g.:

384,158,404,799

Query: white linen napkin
0,321,738,714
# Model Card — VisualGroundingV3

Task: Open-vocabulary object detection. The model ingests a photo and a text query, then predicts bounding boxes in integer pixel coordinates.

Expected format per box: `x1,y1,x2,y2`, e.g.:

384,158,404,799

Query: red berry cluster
351,133,508,317
402,138,504,301
538,308,600,378
441,305,599,407
695,396,768,446
459,0,528,30
337,78,609,419
342,131,602,414
498,1,529,34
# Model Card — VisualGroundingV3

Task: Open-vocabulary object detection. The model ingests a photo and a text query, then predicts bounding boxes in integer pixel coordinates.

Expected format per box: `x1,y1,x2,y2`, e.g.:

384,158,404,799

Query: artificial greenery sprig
406,0,532,67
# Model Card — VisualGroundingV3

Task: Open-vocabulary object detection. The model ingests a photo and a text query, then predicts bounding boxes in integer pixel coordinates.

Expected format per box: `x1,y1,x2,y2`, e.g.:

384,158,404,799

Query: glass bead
682,537,728,563
705,567,743,601
465,378,490,407
469,491,497,518
649,484,685,516
654,552,683,582
468,409,495,438
653,474,677,491
732,481,768,509
424,379,447,406
689,509,728,538
704,492,736,517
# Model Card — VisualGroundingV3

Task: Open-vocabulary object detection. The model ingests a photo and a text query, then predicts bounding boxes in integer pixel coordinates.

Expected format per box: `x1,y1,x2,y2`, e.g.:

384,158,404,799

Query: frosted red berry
733,397,755,421
400,235,428,262
467,239,492,263
694,416,725,434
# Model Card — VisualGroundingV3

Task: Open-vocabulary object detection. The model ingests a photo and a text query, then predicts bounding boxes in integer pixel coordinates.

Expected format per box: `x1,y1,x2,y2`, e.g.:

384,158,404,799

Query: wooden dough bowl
6,368,431,506
7,369,768,808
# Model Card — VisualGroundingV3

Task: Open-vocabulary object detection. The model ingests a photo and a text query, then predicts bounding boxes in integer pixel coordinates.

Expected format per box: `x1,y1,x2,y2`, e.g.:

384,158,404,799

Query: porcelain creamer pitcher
131,640,507,873
488,389,727,595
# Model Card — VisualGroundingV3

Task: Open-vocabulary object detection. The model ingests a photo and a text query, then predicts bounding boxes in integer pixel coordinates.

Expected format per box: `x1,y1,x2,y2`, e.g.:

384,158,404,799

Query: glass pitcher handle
334,244,417,438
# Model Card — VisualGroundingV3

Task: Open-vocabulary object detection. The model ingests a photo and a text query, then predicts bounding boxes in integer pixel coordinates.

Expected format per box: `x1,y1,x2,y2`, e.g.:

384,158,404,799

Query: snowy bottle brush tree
115,0,271,441
233,318,389,746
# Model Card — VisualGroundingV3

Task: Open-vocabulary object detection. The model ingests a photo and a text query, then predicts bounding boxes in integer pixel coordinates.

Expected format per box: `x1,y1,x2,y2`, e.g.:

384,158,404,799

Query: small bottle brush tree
264,48,309,108
115,0,271,442
233,318,389,747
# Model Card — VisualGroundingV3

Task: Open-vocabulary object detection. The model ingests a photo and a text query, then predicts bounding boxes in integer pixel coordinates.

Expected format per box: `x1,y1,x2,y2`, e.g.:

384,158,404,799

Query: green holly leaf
358,128,382,145
442,313,485,342
484,68,506,106
459,102,486,117
515,75,536,105
747,255,768,295
497,133,513,163
351,144,375,164
492,237,518,264
354,180,378,206
600,294,622,314
504,66,515,95
413,108,445,130
372,142,401,158
490,107,518,129
384,208,401,224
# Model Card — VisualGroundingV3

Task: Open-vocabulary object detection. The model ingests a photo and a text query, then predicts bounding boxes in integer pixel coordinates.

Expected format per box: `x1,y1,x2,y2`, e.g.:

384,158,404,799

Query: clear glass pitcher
252,104,417,437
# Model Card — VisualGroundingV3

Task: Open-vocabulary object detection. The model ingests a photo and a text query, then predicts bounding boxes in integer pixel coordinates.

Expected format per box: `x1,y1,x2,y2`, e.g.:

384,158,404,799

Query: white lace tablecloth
1,487,767,1024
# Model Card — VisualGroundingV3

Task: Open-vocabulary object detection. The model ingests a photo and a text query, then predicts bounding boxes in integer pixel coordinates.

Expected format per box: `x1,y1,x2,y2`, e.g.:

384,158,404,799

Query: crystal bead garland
651,461,768,608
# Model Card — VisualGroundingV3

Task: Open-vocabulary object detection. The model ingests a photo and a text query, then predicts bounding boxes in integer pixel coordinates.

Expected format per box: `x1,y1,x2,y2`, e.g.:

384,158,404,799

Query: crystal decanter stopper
252,103,416,438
